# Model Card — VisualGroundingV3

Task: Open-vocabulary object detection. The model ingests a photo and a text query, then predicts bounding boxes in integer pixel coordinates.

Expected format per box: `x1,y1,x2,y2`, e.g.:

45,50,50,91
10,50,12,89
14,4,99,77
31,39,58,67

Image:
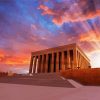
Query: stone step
14,73,62,80
0,73,75,88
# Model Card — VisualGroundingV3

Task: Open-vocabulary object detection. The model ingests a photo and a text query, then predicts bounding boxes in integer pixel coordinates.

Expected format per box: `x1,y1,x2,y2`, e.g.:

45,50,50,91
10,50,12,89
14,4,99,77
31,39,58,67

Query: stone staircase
0,73,75,88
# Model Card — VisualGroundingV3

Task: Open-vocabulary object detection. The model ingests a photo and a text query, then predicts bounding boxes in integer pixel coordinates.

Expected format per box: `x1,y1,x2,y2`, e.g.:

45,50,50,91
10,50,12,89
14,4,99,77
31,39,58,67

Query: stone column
82,57,84,69
82,56,84,69
33,56,37,73
56,52,59,72
45,54,48,73
84,58,86,68
81,56,83,69
67,50,71,69
64,52,67,70
83,58,85,69
78,53,81,69
73,49,78,69
77,51,80,69
80,56,82,69
35,57,38,73
79,55,82,69
37,55,40,73
51,53,54,72
61,51,65,71
29,55,34,74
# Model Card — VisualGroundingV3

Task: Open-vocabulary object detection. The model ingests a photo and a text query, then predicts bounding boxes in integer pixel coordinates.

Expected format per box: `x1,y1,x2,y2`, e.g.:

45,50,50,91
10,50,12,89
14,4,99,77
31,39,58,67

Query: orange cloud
78,30,100,54
52,16,63,25
79,31,100,42
97,10,100,14
52,10,100,25
39,5,54,15
5,56,30,65
0,49,30,66
39,2,100,25
0,50,5,58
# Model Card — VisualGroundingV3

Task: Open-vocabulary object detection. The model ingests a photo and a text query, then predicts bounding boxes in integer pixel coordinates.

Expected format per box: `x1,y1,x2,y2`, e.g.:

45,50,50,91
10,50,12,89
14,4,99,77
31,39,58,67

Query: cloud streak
39,0,100,25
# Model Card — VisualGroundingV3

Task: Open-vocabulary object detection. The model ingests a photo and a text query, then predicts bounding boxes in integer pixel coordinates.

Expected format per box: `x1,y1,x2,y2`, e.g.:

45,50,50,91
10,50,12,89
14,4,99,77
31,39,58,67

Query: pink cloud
39,1,100,25
39,5,55,15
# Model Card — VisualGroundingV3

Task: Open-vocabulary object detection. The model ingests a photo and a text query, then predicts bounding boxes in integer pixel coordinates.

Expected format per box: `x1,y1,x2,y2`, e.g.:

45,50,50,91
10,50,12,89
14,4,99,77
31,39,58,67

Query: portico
29,43,91,74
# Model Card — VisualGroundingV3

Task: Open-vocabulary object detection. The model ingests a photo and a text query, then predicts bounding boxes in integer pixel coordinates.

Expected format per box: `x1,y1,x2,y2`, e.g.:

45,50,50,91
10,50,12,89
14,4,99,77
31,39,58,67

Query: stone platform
0,83,100,100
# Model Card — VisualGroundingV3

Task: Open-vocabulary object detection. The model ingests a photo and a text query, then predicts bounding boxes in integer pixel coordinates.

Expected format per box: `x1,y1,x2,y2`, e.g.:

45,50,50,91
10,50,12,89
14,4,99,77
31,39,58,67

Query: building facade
29,43,91,74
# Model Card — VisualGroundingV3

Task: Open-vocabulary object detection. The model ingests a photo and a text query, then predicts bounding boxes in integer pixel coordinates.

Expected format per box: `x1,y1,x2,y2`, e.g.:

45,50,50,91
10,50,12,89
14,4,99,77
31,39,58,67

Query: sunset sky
0,0,100,73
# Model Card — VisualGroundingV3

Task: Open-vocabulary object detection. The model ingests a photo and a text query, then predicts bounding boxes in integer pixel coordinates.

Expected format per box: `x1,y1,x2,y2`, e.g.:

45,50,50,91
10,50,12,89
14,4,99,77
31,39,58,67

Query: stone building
29,43,91,74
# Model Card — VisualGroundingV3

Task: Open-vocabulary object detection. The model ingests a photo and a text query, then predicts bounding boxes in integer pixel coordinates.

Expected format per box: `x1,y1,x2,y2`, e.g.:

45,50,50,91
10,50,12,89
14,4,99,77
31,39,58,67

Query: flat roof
32,43,76,54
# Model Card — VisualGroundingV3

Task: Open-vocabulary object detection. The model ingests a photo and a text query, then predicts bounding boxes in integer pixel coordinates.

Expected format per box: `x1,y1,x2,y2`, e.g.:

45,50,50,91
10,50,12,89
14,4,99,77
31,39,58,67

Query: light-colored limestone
29,43,91,74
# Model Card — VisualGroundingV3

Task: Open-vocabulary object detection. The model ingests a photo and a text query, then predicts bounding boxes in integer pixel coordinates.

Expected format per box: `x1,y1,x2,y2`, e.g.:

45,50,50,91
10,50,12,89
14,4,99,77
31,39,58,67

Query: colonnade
77,51,90,69
29,44,91,74
29,50,74,74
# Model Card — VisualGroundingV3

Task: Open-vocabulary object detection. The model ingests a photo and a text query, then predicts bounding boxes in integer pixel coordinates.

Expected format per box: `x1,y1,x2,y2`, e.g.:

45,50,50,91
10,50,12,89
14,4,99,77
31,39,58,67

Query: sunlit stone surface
29,43,91,74
0,83,100,100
